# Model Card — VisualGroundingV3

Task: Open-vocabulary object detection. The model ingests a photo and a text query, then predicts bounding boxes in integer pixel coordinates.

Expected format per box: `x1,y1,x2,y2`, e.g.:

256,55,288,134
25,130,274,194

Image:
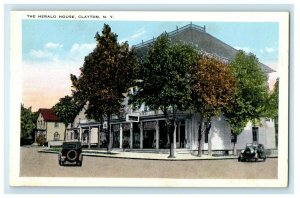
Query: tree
70,24,137,152
20,104,37,143
191,55,236,157
130,35,198,158
223,50,269,155
52,95,81,141
264,78,279,146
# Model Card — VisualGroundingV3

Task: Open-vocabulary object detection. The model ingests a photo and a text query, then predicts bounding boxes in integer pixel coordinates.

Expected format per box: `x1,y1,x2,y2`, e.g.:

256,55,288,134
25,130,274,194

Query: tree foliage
130,35,198,157
223,50,269,135
70,24,137,151
264,78,279,146
192,55,236,118
20,104,37,139
71,24,136,121
191,55,237,156
52,95,81,128
264,78,279,119
131,35,198,113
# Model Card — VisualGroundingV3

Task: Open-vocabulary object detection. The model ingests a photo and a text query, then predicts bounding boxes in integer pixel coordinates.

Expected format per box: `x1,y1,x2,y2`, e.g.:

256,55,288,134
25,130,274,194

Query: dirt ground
19,147,277,179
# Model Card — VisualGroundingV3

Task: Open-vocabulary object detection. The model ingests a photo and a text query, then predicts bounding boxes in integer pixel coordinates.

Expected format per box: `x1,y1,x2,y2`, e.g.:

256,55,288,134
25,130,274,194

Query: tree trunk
168,121,176,158
197,117,203,157
64,125,67,141
233,142,237,156
207,121,212,156
107,115,112,153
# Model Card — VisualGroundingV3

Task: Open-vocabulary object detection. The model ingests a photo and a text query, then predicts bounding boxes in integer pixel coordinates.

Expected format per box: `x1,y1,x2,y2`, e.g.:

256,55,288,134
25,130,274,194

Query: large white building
66,23,276,154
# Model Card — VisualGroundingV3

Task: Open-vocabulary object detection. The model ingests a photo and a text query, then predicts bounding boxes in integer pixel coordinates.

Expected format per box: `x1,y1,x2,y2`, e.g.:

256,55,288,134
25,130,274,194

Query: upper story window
252,127,259,142
55,122,59,128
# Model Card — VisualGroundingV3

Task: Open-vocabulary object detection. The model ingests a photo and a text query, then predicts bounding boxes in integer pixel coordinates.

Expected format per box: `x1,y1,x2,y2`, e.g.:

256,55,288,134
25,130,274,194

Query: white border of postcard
10,11,289,187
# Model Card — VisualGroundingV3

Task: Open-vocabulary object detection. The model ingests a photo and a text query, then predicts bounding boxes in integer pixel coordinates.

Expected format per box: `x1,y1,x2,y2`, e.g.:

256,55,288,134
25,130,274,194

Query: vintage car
238,143,266,162
58,141,83,166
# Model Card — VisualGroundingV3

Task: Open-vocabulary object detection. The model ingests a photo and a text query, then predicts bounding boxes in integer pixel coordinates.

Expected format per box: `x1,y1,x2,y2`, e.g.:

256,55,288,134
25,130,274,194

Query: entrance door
143,130,155,148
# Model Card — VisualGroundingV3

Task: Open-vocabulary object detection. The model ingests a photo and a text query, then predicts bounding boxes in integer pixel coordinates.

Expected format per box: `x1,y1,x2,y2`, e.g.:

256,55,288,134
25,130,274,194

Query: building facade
36,108,65,145
66,23,276,153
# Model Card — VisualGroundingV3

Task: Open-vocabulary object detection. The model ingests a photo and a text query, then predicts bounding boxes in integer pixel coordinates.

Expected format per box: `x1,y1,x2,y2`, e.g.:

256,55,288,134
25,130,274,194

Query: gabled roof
38,108,59,122
133,23,275,73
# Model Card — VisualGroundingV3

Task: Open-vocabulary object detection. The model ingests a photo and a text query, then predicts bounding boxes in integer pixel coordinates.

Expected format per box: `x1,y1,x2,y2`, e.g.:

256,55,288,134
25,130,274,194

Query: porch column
119,124,123,149
79,127,82,142
130,123,133,149
88,126,91,149
178,122,181,148
140,122,143,149
97,124,101,149
155,120,159,149
173,122,177,149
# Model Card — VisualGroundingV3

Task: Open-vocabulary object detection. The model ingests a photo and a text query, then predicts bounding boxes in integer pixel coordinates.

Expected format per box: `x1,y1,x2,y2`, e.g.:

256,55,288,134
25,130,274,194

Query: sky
22,20,279,111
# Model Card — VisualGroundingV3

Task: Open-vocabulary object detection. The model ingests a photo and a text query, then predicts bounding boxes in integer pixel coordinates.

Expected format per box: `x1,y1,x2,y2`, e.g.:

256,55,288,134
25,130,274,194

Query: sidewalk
39,148,278,161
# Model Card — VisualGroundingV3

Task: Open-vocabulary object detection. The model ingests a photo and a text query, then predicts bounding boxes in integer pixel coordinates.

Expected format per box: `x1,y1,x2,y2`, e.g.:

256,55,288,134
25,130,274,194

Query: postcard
9,11,289,187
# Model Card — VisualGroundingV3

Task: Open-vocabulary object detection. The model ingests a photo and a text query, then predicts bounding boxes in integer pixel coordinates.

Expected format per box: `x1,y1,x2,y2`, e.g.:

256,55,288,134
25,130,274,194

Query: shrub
36,134,46,146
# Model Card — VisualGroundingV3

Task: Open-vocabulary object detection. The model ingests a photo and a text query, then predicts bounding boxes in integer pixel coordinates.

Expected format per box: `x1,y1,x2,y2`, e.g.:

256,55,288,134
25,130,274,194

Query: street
20,147,277,179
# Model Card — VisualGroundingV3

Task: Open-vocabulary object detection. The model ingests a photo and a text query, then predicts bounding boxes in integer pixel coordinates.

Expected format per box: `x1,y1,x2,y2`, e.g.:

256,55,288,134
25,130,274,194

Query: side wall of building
187,115,276,151
46,122,65,141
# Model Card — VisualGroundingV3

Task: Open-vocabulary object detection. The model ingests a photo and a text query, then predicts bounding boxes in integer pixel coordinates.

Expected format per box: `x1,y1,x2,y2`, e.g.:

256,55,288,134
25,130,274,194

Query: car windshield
62,142,80,149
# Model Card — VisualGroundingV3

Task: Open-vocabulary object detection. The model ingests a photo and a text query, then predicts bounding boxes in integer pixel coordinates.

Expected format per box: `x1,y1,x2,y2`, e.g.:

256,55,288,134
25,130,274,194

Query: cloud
70,43,95,54
45,42,63,49
29,49,57,61
265,47,275,53
259,47,276,54
120,28,146,43
131,28,146,38
68,43,96,61
234,46,251,53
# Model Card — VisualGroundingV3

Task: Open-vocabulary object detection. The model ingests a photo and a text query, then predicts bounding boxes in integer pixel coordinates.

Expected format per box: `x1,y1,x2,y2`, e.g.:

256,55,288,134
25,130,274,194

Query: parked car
58,141,83,166
238,143,266,162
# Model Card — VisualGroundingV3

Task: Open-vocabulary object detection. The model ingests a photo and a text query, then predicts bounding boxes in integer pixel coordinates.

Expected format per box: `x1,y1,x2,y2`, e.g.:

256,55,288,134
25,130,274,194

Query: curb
38,150,278,161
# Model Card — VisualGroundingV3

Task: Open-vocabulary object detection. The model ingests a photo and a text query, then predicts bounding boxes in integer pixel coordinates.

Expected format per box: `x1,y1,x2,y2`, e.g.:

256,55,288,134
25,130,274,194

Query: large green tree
20,104,36,140
264,78,279,146
191,56,236,157
130,35,198,158
52,95,81,141
223,50,269,155
71,24,137,152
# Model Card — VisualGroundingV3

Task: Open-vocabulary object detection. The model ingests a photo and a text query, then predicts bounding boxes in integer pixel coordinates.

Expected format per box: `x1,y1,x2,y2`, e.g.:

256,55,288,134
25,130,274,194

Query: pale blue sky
23,20,279,63
22,20,279,110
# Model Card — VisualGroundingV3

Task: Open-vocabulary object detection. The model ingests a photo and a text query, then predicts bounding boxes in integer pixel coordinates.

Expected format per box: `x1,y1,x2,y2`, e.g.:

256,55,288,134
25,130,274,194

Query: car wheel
67,150,78,161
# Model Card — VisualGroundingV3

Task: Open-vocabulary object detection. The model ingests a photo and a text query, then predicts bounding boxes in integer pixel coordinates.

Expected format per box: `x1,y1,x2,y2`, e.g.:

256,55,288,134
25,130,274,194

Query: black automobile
58,142,83,166
238,143,266,162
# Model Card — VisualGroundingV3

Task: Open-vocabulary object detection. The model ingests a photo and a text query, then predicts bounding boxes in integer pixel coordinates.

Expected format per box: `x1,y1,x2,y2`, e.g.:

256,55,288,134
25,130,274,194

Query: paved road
20,147,277,179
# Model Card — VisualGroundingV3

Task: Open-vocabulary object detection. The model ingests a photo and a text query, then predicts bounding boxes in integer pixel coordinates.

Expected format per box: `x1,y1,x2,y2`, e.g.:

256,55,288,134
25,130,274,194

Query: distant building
66,23,276,154
36,108,65,145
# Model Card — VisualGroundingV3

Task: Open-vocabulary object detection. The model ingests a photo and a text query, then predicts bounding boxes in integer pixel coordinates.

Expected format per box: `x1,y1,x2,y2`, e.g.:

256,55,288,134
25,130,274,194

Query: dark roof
133,23,275,73
38,108,59,122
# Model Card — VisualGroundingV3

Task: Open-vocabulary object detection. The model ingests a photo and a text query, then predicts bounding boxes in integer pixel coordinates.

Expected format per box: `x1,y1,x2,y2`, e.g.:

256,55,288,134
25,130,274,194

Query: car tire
66,150,78,161
77,161,82,166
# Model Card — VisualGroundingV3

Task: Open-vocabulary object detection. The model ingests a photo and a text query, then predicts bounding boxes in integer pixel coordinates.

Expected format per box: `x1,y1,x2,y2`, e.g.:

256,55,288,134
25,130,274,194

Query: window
54,132,60,141
204,122,211,143
252,127,259,142
55,122,59,128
